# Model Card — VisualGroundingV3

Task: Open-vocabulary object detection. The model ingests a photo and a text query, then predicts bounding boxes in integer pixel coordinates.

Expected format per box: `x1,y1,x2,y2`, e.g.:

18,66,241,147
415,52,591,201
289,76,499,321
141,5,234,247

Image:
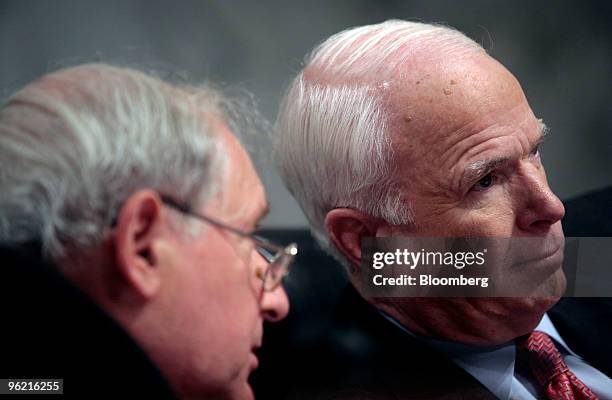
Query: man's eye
529,144,541,159
471,173,495,192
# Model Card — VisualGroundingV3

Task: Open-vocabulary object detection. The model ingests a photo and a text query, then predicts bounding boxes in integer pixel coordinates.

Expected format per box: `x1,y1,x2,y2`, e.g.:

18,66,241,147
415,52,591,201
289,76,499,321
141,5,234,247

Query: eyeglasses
159,195,297,291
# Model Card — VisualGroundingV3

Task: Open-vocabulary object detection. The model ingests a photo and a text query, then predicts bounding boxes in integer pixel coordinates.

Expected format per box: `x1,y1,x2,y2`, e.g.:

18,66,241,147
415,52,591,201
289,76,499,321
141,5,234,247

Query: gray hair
275,20,485,267
0,63,233,260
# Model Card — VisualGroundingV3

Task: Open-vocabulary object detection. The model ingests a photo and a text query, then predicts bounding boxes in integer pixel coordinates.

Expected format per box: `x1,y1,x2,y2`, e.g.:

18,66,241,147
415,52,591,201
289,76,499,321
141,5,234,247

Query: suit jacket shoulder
548,297,612,378
255,285,494,399
0,245,176,398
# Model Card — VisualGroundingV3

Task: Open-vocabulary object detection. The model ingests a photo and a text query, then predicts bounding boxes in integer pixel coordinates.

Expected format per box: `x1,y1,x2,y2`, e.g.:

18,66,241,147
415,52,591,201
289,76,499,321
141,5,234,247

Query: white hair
0,63,235,260
275,20,485,267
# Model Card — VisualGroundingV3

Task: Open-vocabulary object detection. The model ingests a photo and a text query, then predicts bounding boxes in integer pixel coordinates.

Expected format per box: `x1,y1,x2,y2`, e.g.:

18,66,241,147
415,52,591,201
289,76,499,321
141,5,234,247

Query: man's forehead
384,52,545,192
388,54,528,146
214,123,268,225
390,54,520,120
461,120,548,177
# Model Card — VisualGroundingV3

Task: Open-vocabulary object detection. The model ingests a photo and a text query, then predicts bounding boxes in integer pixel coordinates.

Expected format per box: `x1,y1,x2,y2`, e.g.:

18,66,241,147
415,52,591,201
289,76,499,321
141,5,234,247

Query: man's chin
244,383,256,400
235,367,257,400
452,271,566,345
201,383,254,400
482,273,566,344
217,372,255,400
528,267,567,303
177,370,255,400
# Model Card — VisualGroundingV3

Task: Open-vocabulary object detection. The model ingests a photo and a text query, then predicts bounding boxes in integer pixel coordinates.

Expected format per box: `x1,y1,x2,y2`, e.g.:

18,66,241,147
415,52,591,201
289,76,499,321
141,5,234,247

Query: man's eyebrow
538,119,550,138
533,119,549,150
462,157,510,187
460,121,550,189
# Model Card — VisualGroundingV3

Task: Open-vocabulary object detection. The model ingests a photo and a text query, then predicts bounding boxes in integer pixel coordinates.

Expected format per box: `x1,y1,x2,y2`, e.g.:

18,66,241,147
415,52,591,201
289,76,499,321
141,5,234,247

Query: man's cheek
416,200,465,230
454,208,514,236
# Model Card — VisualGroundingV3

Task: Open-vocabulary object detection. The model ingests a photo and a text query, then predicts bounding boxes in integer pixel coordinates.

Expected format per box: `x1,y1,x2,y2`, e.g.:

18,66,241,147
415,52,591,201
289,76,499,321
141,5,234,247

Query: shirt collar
381,312,576,400
536,313,578,357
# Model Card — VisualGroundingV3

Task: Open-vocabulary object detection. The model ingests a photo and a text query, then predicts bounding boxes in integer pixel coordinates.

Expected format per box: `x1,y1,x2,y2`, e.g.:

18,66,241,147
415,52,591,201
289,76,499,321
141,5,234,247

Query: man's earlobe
114,190,164,299
325,208,380,270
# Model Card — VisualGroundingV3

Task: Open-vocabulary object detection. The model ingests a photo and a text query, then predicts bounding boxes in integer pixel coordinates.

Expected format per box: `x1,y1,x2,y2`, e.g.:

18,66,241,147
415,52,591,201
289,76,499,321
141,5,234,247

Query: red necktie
517,331,598,400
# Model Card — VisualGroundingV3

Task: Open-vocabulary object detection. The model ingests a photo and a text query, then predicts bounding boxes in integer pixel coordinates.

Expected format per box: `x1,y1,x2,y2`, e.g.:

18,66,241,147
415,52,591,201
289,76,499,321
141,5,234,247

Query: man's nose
253,249,290,322
260,285,290,322
516,167,565,234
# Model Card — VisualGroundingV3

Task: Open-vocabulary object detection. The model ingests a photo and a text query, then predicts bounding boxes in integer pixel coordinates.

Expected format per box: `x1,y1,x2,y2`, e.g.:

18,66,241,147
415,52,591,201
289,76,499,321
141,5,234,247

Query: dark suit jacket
252,188,612,399
254,284,612,399
562,186,612,237
0,244,176,398
255,284,498,399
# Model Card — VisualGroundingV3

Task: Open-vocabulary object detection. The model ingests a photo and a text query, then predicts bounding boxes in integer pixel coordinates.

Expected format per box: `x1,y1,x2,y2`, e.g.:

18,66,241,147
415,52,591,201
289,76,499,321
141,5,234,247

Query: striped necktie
517,331,598,400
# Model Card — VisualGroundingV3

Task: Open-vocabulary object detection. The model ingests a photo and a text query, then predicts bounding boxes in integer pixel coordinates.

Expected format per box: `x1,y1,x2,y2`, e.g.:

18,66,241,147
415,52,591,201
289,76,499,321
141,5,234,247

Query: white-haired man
268,20,612,399
0,64,295,399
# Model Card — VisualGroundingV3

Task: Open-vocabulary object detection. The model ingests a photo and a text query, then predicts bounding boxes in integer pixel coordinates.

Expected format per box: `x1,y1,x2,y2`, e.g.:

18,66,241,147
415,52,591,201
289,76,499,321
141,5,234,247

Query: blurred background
1,0,610,228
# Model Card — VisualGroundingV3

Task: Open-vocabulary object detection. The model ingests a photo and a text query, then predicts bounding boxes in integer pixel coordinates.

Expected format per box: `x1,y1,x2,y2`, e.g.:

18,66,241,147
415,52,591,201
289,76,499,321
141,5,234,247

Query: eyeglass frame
158,194,297,291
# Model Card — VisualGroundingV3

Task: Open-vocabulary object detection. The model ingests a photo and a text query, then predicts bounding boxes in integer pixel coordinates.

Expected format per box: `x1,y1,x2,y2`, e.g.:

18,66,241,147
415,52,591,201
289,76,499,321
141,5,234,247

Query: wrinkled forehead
211,122,266,223
385,52,531,156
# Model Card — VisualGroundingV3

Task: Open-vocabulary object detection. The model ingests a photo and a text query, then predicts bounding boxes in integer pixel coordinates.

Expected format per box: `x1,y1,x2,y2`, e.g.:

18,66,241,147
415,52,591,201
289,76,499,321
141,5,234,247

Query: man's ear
114,189,165,299
325,208,381,270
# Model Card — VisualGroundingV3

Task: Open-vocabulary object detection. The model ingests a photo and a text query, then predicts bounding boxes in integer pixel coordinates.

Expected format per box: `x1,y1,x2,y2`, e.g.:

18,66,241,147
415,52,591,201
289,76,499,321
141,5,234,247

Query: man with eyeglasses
0,63,295,399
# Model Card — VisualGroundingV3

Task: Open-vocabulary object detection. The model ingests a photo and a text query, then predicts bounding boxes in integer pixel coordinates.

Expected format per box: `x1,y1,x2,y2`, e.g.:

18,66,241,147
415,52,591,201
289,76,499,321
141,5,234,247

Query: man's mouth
250,346,261,371
503,234,564,266
513,241,564,267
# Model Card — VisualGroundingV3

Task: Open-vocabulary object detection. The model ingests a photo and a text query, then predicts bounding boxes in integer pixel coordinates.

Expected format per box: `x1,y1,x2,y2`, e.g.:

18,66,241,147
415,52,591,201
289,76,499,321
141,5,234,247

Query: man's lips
496,243,565,296
502,235,564,265
250,344,261,371
513,241,564,267
249,351,259,371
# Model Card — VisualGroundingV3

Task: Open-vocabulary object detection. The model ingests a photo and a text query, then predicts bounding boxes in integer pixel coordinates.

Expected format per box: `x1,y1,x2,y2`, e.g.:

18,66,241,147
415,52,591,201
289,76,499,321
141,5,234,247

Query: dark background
1,0,610,227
